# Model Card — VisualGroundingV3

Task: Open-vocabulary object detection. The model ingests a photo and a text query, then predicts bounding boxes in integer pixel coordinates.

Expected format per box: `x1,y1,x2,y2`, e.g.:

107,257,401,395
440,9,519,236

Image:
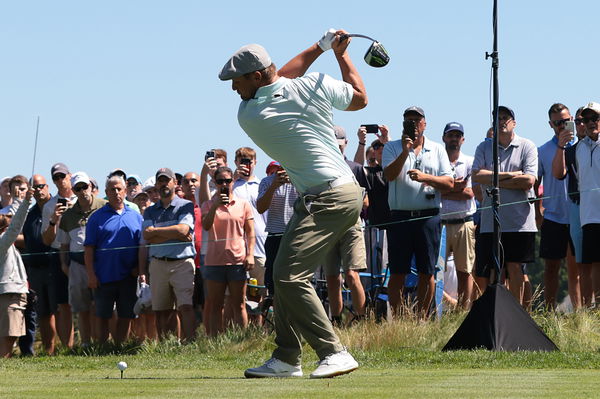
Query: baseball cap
581,102,600,115
443,122,464,135
155,167,175,181
266,161,281,175
127,174,142,185
89,177,98,190
496,106,515,120
334,125,347,145
219,44,272,81
403,106,425,118
50,162,70,176
108,168,126,179
133,190,149,200
142,177,156,192
71,171,90,187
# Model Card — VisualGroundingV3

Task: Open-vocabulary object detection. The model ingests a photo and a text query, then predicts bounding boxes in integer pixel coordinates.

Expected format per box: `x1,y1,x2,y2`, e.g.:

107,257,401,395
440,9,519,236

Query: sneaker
244,358,303,378
309,349,358,379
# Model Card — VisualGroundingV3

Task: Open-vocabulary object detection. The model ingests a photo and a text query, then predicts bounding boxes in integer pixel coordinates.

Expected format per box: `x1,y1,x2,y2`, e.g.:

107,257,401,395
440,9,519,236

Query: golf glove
318,28,337,51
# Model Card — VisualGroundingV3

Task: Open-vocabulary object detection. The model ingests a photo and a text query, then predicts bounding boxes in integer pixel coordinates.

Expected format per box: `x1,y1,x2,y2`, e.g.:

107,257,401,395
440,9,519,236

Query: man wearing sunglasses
536,103,579,310
576,102,600,303
57,172,106,346
220,29,366,378
41,162,77,349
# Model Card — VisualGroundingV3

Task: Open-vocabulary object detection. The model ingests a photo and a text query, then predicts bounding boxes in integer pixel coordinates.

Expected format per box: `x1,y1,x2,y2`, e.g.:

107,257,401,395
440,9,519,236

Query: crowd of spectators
1,100,600,356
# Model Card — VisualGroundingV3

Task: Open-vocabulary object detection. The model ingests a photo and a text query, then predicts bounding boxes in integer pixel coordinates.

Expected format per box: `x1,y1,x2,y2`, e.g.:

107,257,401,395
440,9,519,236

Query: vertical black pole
487,0,501,284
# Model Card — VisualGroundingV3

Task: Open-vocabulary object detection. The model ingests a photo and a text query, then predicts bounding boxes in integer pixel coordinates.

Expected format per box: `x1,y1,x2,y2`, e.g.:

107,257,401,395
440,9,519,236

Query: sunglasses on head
575,118,584,124
215,178,232,185
551,118,570,127
73,183,89,192
52,173,66,181
33,184,46,190
582,115,600,124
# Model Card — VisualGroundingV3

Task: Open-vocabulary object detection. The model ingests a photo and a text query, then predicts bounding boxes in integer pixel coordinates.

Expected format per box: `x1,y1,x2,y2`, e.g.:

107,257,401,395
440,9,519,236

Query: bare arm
278,43,324,79
353,126,368,165
138,245,148,283
408,172,454,192
331,32,367,111
143,224,191,244
243,218,255,271
384,151,409,181
84,245,98,289
472,169,522,185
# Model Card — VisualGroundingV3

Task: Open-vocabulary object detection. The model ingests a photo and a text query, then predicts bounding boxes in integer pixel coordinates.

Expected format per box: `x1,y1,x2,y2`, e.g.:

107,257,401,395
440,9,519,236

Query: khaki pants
272,182,362,365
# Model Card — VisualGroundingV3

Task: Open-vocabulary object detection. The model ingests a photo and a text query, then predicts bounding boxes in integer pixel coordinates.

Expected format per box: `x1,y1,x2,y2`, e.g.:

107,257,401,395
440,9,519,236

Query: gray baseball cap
403,106,425,118
219,44,272,81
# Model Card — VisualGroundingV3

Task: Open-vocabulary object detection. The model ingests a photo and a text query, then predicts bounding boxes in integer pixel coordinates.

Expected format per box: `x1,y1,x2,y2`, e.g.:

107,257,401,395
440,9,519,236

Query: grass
3,310,600,398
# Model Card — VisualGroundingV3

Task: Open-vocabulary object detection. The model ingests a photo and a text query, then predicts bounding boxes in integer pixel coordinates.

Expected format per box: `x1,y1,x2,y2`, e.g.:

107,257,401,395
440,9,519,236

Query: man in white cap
220,29,367,378
576,102,600,300
57,171,106,346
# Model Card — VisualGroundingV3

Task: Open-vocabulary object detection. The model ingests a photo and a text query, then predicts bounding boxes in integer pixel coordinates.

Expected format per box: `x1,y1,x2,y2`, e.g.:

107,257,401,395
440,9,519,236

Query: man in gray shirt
472,106,538,307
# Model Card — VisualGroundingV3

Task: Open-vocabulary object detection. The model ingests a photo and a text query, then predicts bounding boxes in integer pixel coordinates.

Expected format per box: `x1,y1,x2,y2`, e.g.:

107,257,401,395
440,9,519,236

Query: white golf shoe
244,358,303,378
309,349,359,379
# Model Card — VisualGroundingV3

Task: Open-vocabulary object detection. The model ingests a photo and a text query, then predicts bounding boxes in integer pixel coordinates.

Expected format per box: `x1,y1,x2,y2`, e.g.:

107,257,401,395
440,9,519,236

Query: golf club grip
341,33,377,42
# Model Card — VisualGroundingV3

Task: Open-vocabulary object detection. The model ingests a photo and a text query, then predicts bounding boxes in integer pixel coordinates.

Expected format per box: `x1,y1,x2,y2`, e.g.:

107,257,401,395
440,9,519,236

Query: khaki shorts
323,220,367,276
149,257,195,311
0,293,27,337
248,256,266,296
69,261,93,313
445,221,476,274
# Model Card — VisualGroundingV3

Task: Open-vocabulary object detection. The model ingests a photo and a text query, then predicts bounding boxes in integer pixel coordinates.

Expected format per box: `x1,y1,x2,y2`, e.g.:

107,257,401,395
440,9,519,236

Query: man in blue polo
84,175,142,344
383,106,454,318
140,167,196,343
220,29,367,378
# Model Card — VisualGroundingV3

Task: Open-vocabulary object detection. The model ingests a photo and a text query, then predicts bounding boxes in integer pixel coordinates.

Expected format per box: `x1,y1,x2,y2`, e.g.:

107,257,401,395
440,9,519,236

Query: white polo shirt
382,136,453,211
576,135,600,226
441,152,476,220
237,73,354,194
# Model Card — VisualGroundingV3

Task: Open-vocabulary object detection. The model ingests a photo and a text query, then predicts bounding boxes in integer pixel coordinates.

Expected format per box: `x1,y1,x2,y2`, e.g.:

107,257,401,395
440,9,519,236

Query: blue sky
2,1,599,191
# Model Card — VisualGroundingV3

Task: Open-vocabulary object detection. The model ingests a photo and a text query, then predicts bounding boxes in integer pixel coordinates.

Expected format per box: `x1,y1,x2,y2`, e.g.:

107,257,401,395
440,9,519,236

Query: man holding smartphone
220,28,366,378
536,103,580,310
382,106,454,318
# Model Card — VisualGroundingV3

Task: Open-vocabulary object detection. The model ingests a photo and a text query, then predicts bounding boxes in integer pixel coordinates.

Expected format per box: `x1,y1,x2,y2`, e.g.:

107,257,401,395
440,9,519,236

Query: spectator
220,31,366,378
90,178,100,197
232,147,268,309
132,191,152,215
0,187,33,357
84,176,142,344
257,162,298,298
42,162,76,349
440,122,476,310
126,175,143,202
472,106,538,306
1,175,28,215
140,168,196,343
322,126,369,325
382,106,453,317
57,172,106,346
0,177,11,209
106,169,140,213
201,166,255,336
576,102,600,301
552,106,592,307
143,177,160,205
22,175,57,354
537,103,580,309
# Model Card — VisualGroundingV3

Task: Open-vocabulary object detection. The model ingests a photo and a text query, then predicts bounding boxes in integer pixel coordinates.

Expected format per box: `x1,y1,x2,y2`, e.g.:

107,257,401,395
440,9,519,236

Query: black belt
442,215,474,225
391,208,439,218
152,256,192,262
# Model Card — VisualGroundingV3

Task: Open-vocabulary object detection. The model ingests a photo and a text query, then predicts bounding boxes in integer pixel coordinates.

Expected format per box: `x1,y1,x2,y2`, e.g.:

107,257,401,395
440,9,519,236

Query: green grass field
3,311,600,398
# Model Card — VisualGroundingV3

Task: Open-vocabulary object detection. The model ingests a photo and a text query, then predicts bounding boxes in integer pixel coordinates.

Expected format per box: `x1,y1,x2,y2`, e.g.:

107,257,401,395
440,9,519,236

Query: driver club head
364,41,389,68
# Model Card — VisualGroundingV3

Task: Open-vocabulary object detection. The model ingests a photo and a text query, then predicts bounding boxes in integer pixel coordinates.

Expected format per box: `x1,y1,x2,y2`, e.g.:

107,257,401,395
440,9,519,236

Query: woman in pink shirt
201,167,255,336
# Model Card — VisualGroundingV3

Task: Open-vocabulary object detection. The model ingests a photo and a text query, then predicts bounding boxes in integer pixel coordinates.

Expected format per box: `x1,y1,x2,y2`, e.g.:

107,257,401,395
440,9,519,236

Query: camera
57,198,68,207
205,150,215,161
361,124,379,133
403,120,416,141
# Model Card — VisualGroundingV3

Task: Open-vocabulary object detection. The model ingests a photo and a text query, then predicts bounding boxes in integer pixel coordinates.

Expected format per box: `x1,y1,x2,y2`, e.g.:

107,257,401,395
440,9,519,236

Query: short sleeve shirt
257,175,298,234
142,196,196,259
41,193,77,249
237,73,354,193
382,136,453,210
233,178,267,258
201,197,253,266
473,134,538,233
538,136,570,224
441,152,477,220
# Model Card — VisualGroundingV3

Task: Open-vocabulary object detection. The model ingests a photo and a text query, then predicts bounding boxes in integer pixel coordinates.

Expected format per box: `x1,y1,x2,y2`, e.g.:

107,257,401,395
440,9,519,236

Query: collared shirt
576,135,600,226
441,152,477,220
41,193,77,249
382,135,453,211
142,196,196,259
258,175,298,234
233,177,267,258
201,196,253,266
473,133,538,233
84,204,143,284
237,73,354,194
57,197,107,264
538,136,570,224
365,165,390,227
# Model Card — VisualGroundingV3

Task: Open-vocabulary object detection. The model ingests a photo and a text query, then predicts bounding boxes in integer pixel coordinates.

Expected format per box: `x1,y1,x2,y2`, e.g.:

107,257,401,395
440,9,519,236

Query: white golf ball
117,361,128,371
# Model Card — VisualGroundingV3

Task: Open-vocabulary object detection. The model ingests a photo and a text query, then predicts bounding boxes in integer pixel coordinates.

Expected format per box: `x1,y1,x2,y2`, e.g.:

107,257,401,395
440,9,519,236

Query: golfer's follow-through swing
219,28,388,379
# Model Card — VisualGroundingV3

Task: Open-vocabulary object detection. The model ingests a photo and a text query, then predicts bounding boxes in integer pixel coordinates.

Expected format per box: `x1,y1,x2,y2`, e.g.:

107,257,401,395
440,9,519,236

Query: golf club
340,33,390,67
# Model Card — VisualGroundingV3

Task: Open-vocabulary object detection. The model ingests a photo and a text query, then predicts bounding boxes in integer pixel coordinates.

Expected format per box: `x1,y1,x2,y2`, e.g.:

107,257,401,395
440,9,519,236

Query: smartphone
240,158,252,166
220,186,229,204
565,121,575,133
57,198,67,207
361,124,379,133
205,150,215,161
403,120,416,140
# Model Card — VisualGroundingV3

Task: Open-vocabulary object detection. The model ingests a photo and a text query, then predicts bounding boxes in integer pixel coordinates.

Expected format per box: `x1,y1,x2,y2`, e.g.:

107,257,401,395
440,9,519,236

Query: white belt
302,175,356,196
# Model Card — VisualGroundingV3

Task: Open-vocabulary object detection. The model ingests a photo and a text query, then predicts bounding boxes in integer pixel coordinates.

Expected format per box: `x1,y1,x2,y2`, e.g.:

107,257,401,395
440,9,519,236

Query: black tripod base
442,284,558,351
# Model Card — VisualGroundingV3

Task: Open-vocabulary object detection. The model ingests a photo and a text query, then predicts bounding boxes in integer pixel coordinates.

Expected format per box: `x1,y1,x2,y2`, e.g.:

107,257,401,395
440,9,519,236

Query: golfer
219,29,367,379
